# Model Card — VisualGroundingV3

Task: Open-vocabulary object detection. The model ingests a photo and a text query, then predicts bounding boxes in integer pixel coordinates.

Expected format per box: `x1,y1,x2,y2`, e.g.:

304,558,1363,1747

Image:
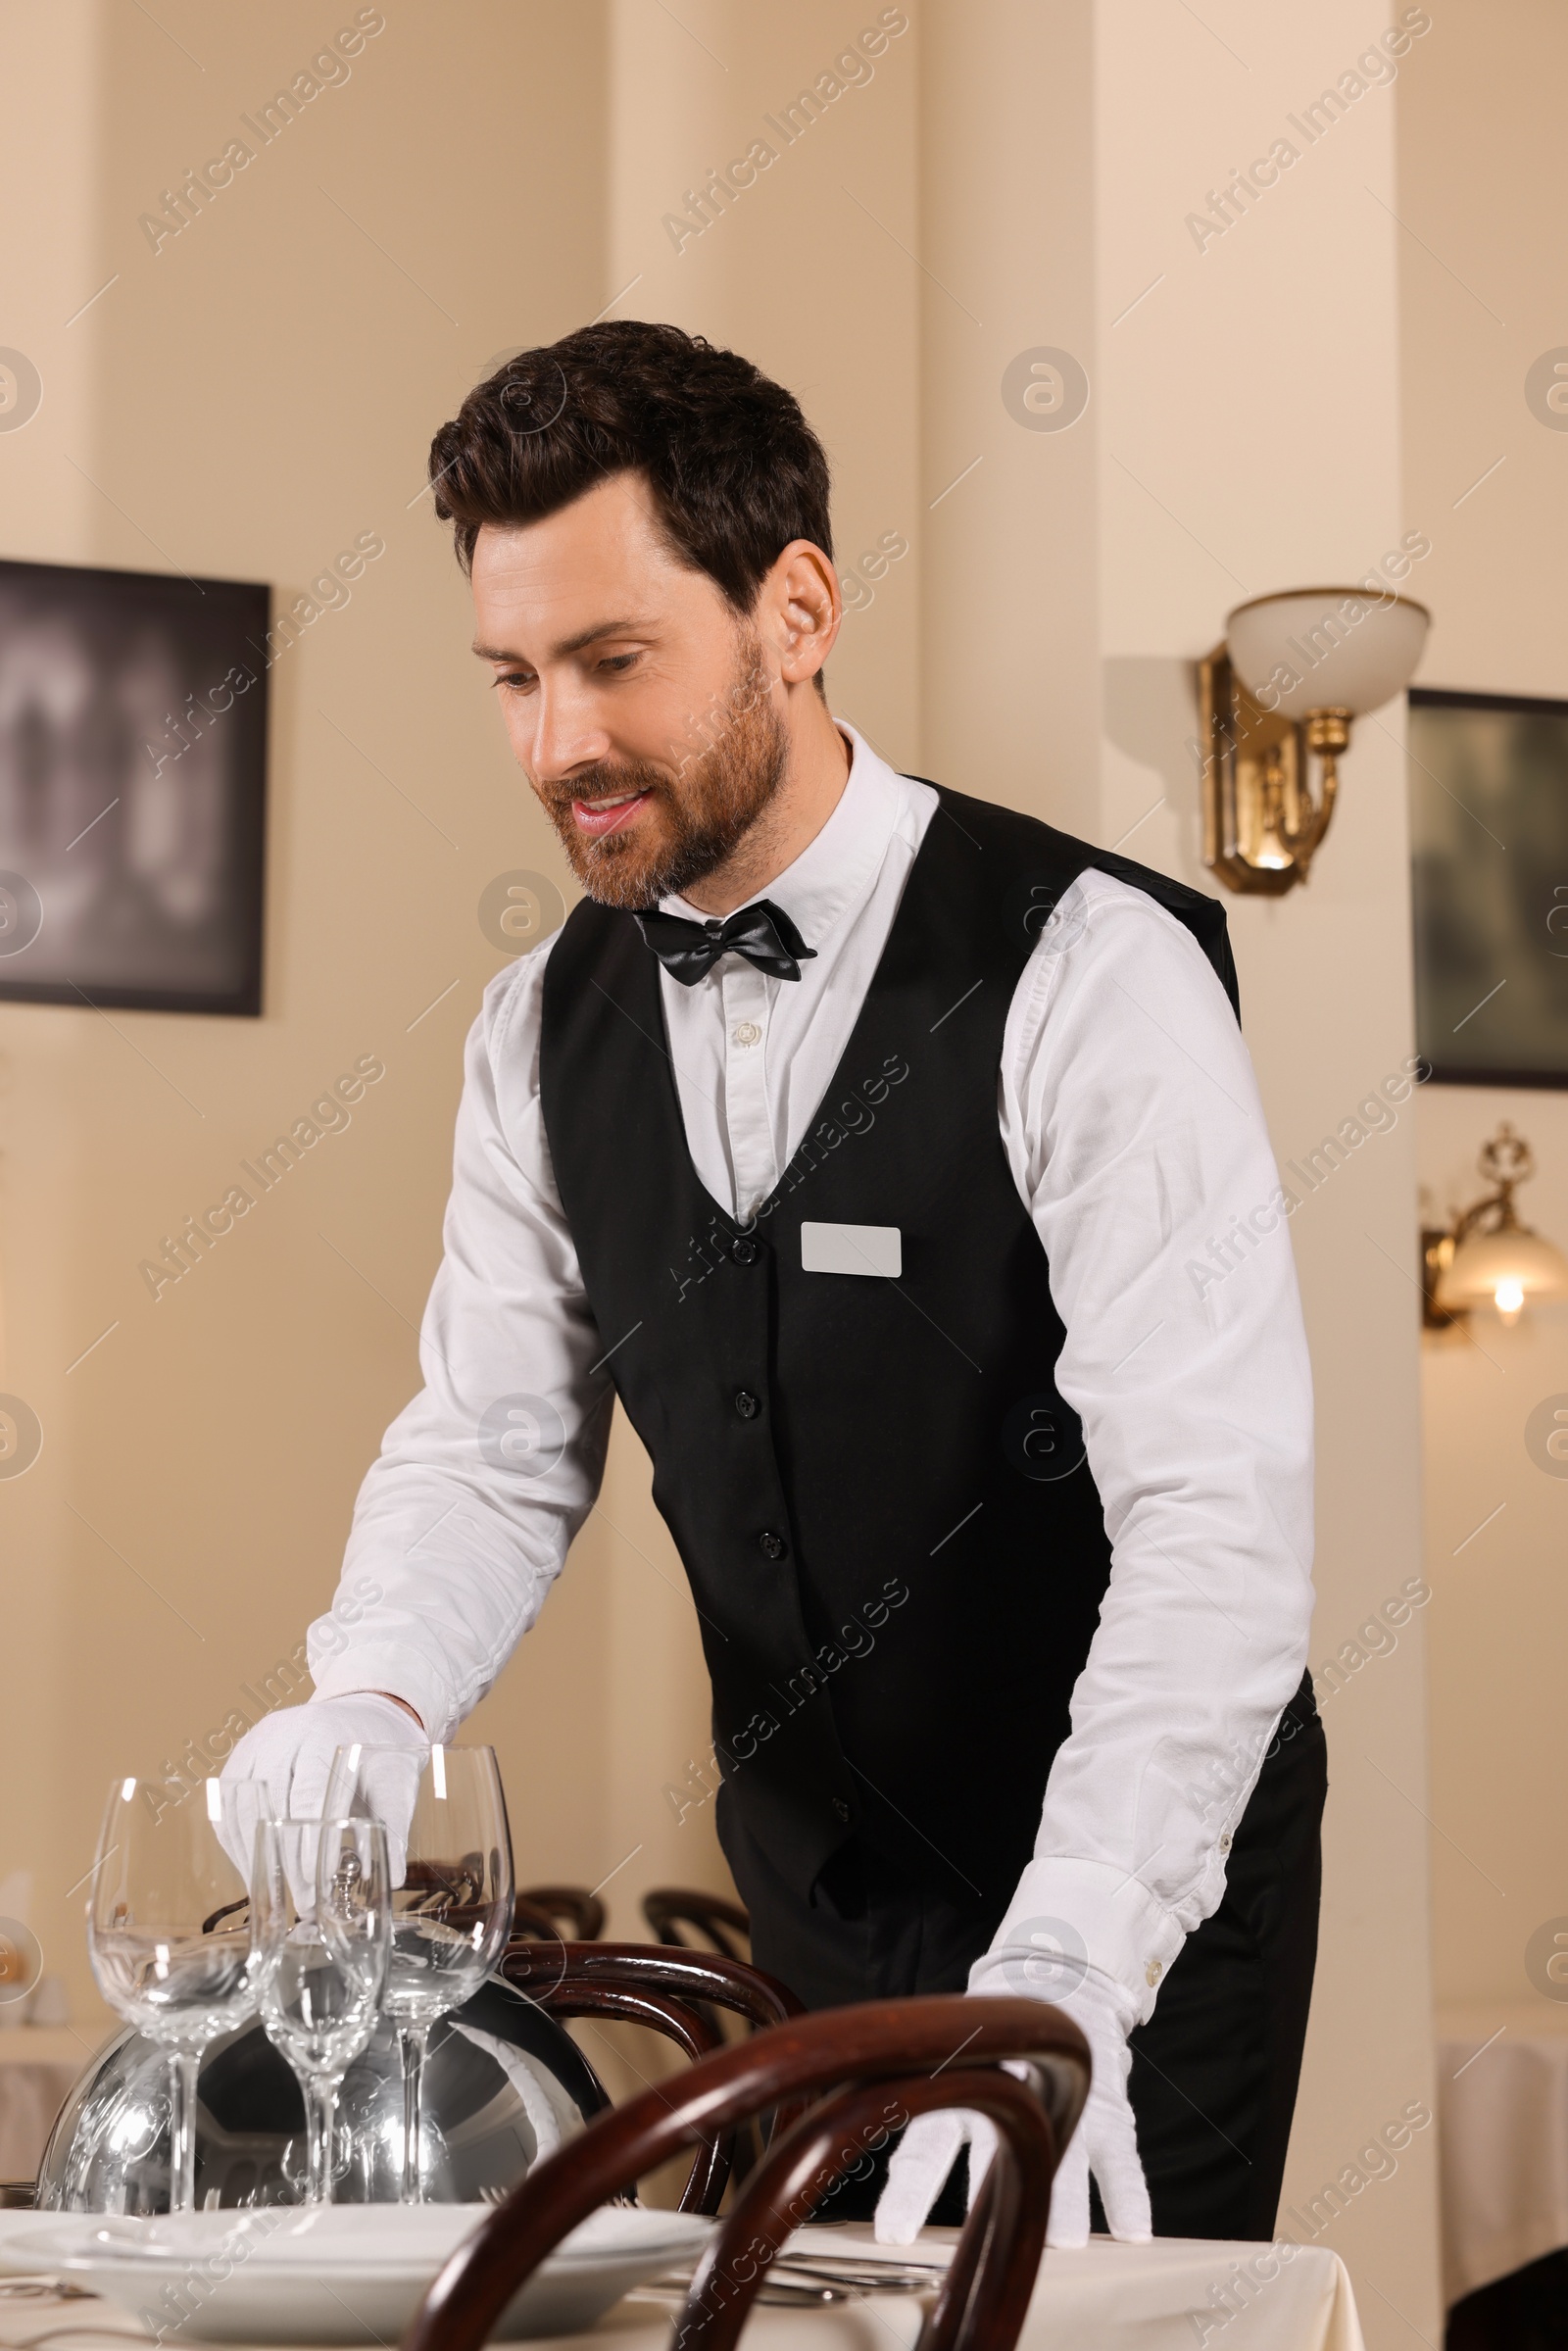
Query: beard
532,638,790,910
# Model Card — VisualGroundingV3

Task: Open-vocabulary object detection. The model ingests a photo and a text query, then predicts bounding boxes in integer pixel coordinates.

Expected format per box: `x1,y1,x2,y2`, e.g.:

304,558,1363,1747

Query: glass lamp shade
1437,1227,1568,1324
1225,588,1430,721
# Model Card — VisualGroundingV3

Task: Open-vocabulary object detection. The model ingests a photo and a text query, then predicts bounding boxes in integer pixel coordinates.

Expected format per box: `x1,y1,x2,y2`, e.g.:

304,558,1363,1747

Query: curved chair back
499,1938,804,2214
404,1994,1089,2351
642,1886,751,1963
514,1886,606,1941
635,1894,766,2181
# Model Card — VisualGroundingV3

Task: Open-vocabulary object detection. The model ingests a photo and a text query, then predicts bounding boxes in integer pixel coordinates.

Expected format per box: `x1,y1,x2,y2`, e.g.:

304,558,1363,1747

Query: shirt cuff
307,1642,457,1741
977,1857,1202,2030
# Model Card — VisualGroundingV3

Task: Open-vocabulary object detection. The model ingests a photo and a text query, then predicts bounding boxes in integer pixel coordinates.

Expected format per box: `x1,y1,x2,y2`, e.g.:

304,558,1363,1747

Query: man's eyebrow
470,617,649,663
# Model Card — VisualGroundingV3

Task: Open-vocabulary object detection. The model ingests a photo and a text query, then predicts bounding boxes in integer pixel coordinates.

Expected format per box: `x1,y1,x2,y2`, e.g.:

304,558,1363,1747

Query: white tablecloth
1016,2235,1361,2348
1439,2002,1568,2304
0,2220,1364,2350
790,2229,1364,2351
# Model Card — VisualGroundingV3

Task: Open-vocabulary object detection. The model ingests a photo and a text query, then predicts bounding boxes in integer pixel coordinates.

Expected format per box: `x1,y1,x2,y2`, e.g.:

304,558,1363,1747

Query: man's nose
524,679,612,786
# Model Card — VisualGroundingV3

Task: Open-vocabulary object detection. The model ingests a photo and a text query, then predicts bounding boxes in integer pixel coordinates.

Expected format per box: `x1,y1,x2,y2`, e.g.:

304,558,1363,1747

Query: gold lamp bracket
1420,1227,1457,1329
1199,644,1346,895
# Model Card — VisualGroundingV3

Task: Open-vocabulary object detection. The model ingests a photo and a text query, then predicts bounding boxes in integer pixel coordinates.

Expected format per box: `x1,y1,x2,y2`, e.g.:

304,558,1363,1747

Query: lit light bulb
1494,1277,1525,1325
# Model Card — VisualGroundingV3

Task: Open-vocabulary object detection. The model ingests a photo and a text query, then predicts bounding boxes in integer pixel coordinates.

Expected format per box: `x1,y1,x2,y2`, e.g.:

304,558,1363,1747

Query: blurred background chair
636,1894,770,2186
642,1886,750,1964
405,1993,1090,2351
514,1886,606,1941
500,1937,803,2215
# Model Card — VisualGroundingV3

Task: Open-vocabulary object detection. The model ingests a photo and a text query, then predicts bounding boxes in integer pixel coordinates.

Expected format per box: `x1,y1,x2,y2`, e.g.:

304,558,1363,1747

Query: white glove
874,1960,1152,2250
220,1693,426,1886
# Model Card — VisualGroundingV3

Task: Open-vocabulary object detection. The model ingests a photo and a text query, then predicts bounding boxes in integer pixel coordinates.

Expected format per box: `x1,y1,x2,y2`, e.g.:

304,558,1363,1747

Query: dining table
1438,1998,1568,2307
0,2218,1366,2350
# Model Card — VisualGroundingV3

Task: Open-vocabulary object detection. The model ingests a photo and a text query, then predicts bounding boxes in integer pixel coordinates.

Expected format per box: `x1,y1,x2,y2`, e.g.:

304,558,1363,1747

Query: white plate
8,2204,711,2342
0,2210,86,2273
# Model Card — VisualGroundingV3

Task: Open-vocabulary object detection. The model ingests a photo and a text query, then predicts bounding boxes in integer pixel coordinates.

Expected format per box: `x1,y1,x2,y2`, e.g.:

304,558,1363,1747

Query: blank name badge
800,1221,903,1278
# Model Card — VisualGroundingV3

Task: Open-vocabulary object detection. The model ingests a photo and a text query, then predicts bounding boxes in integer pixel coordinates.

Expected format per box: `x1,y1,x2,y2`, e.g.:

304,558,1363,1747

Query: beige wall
0,1,1460,2330
0,0,102,2063
917,0,1100,840
1397,0,1568,2019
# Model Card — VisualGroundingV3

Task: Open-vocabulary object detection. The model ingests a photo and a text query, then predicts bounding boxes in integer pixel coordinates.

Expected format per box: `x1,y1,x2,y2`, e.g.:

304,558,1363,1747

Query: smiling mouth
570,786,652,841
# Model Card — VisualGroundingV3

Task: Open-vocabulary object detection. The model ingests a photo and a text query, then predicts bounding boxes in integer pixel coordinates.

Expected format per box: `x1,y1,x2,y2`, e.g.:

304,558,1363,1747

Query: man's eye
494,672,534,693
599,653,638,673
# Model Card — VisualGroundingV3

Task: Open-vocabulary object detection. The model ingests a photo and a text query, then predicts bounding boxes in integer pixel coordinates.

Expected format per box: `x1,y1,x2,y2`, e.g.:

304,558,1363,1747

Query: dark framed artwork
0,558,269,1015
1408,686,1568,1088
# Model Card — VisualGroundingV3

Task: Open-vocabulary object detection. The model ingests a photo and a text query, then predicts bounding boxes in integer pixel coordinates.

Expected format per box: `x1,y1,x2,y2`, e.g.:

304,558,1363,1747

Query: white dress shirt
313,723,1315,2022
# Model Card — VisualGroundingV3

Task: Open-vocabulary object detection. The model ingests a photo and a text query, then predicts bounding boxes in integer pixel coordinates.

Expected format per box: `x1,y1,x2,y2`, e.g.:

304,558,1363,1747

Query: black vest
539,786,1238,1914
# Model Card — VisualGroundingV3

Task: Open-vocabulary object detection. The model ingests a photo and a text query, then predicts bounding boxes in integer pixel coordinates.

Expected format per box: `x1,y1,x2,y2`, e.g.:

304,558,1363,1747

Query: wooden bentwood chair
500,1938,804,2215
404,1994,1090,2351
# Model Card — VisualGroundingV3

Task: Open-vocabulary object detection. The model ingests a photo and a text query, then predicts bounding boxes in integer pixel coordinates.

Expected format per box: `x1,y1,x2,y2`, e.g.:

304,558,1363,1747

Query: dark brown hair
428,321,835,618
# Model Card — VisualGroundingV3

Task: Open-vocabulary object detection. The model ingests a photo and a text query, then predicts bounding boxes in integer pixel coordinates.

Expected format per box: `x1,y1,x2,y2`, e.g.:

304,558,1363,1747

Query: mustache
536,759,669,815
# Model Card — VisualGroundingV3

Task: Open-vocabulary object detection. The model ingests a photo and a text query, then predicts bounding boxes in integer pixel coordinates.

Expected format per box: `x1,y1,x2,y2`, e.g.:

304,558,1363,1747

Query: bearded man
223,320,1323,2248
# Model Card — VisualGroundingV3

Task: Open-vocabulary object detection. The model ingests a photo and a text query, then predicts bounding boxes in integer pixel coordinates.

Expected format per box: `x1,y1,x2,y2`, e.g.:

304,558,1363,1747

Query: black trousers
717,1678,1327,2239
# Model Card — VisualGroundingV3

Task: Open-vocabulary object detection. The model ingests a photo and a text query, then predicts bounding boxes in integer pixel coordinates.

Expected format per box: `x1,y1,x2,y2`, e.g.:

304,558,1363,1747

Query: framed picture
1408,686,1568,1088
0,557,269,1015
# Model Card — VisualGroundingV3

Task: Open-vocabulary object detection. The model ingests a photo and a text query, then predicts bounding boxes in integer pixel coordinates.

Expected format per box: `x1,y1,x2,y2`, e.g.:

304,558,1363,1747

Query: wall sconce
1422,1124,1568,1329
1200,587,1430,894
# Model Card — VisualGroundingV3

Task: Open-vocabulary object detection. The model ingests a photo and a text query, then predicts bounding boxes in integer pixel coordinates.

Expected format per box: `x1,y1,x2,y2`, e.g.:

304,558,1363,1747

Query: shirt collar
662,721,901,958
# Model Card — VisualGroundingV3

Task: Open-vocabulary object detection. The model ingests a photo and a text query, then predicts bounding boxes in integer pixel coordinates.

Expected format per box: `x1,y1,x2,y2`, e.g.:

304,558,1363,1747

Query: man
224,320,1323,2247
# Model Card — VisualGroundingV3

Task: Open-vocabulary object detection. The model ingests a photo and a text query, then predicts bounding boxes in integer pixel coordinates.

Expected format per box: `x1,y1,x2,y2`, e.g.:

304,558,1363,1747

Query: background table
0,2221,1365,2350
1439,2000,1568,2306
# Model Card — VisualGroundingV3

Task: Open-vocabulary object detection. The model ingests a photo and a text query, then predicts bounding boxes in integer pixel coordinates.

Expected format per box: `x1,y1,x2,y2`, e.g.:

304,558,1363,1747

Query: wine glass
86,1776,259,2214
251,1819,390,2207
323,1743,514,2203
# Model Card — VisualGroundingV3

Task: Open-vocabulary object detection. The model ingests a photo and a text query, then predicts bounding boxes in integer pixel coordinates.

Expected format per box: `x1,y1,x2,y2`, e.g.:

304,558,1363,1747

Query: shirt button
732,1020,761,1048
1219,1834,1233,1854
734,1391,760,1420
1146,1959,1162,1987
758,1530,787,1560
832,1798,852,1823
731,1236,759,1266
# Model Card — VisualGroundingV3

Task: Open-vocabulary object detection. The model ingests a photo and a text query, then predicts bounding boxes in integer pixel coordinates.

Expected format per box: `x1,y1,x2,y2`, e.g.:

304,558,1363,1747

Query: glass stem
169,2045,203,2215
397,2024,430,2205
305,2076,341,2207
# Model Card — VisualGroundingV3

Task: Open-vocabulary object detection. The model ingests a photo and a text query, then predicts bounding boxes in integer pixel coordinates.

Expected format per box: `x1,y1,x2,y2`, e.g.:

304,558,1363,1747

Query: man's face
470,470,789,907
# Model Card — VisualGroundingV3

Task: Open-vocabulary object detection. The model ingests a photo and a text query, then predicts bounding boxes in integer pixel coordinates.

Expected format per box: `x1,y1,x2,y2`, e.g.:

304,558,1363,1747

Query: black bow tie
634,899,817,986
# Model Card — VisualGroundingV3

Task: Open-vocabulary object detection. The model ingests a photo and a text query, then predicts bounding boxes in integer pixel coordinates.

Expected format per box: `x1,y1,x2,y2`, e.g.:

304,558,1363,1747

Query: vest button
832,1798,852,1823
730,1236,759,1265
734,1391,760,1420
758,1530,787,1560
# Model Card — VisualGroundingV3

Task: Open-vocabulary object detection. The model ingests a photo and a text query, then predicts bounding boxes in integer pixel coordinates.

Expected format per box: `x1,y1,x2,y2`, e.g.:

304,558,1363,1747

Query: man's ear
756,539,843,688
